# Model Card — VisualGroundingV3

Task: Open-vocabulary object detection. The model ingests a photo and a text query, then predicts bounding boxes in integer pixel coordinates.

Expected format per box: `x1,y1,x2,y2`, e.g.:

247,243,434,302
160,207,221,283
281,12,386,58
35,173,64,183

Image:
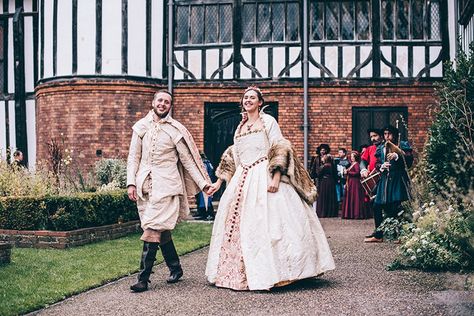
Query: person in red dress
341,151,368,219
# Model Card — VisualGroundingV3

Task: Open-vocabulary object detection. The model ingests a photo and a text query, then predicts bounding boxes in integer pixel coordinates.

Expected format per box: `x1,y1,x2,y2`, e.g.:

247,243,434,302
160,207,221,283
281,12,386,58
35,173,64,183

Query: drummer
360,128,383,242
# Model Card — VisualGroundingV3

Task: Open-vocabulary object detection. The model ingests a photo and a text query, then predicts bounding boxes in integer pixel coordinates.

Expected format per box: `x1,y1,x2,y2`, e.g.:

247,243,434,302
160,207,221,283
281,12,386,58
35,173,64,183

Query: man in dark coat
364,125,413,242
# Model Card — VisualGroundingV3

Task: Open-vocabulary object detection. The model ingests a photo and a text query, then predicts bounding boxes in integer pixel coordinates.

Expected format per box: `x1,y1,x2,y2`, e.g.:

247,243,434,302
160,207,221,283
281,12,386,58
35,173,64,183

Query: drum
361,171,381,200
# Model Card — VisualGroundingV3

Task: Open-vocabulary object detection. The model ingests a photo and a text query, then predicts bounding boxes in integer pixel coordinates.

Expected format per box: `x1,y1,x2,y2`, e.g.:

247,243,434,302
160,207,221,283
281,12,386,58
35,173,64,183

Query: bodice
234,129,269,166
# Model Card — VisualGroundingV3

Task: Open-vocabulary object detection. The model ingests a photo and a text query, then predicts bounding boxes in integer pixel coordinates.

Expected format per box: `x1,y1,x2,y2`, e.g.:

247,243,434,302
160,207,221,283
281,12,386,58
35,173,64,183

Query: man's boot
130,242,159,292
161,239,183,283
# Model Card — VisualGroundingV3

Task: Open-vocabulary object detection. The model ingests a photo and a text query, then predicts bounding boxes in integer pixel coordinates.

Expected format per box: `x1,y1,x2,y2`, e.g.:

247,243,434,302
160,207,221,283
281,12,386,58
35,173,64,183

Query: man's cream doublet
127,111,209,232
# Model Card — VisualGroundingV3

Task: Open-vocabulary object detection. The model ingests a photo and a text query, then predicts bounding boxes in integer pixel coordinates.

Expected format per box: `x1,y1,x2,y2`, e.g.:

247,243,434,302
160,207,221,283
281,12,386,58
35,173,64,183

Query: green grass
0,222,212,316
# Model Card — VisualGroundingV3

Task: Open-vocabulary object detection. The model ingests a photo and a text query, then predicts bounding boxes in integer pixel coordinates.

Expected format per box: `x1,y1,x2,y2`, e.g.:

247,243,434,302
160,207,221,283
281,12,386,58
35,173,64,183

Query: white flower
416,248,422,253
410,256,416,261
429,201,435,206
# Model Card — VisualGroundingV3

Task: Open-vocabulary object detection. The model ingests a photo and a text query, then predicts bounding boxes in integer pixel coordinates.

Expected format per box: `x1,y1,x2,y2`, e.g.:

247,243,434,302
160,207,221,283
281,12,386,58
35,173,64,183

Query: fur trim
268,139,318,205
216,146,236,183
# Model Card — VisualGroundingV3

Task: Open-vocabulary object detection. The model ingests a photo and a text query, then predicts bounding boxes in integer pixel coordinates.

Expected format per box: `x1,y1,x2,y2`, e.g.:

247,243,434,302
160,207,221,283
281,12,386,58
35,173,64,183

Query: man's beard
153,108,170,118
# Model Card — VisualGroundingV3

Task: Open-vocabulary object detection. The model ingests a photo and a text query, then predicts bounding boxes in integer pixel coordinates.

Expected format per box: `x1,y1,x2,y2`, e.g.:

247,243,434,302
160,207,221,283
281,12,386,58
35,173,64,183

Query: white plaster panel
380,46,391,77
272,47,285,78
77,0,96,75
324,46,338,77
173,50,183,80
430,46,443,77
240,48,251,79
289,47,301,77
43,0,54,78
188,50,201,79
222,48,233,79
8,18,13,93
26,99,36,169
24,16,35,91
359,46,372,77
343,46,355,77
206,49,219,79
57,0,73,76
8,101,15,151
24,0,33,12
396,46,408,78
102,0,122,75
256,47,268,78
151,0,163,78
308,47,321,78
412,46,425,77
128,0,146,76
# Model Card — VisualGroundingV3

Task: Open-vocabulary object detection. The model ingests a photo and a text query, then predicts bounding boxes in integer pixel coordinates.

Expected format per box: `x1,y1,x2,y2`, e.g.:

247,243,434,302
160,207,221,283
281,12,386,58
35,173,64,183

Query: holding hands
206,179,223,196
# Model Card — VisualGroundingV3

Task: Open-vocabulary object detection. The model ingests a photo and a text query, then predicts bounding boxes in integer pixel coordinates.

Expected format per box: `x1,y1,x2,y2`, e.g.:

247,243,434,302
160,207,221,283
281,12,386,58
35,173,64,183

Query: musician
364,125,413,243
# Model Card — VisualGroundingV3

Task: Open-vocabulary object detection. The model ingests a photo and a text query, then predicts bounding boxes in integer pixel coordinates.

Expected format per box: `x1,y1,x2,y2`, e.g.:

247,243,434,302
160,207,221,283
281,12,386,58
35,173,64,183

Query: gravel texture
30,219,473,316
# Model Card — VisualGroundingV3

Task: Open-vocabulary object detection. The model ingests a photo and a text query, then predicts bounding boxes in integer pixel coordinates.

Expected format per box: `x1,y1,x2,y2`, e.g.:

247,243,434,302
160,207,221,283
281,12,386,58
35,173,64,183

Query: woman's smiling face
242,90,262,113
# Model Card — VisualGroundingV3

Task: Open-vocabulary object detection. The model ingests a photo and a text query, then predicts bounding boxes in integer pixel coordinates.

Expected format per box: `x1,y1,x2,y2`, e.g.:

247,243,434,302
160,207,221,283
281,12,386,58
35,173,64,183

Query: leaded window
241,1,300,43
175,2,233,46
381,0,441,41
310,0,371,42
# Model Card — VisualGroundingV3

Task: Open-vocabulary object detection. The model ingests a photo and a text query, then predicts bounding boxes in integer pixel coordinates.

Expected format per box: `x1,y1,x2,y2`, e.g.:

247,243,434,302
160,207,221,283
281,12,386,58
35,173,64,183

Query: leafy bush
0,190,138,231
95,159,127,189
384,44,474,272
0,159,57,197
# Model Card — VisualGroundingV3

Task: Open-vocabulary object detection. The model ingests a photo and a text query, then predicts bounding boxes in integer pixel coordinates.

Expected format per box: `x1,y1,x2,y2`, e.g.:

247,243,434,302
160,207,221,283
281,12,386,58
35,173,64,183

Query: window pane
326,1,339,40
412,0,424,39
373,112,386,129
242,4,256,42
257,3,271,42
220,5,232,43
382,0,394,40
356,1,370,40
206,5,218,44
176,6,189,45
311,2,324,41
286,2,299,41
429,0,441,40
190,6,204,44
272,3,285,41
341,2,354,40
396,0,409,39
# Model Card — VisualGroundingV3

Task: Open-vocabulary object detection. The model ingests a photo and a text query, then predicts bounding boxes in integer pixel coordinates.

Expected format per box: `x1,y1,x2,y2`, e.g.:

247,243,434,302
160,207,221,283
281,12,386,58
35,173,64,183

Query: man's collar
147,110,173,123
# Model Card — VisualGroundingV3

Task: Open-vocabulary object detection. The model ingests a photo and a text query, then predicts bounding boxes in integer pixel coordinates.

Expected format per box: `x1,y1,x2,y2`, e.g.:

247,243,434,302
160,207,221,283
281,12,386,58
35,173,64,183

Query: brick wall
0,220,141,249
36,79,437,172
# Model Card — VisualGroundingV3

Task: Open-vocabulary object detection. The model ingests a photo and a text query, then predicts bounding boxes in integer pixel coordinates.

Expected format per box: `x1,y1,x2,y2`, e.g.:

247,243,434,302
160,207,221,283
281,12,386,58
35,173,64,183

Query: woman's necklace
246,118,258,131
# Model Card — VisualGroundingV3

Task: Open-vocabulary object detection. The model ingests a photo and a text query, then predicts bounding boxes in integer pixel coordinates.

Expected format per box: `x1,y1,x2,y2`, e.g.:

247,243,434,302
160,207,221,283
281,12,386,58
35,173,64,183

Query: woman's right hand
206,179,223,196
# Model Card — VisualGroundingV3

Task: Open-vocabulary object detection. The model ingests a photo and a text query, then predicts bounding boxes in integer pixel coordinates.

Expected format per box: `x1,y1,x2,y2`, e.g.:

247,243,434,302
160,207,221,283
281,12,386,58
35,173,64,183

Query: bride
205,86,335,291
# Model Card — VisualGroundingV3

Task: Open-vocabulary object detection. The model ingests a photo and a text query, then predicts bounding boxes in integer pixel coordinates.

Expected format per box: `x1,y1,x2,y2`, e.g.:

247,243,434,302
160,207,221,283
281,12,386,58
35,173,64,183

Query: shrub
95,159,127,189
0,190,138,231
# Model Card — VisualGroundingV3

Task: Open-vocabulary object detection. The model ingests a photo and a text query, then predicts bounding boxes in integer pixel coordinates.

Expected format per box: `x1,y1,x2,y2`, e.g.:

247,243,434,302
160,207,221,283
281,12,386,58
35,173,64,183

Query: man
11,150,24,169
334,148,350,204
309,143,330,186
364,125,413,242
127,90,211,292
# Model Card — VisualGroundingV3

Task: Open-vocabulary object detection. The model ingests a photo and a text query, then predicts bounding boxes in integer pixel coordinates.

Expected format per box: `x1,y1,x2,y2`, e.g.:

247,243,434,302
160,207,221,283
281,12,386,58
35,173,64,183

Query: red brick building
1,1,473,171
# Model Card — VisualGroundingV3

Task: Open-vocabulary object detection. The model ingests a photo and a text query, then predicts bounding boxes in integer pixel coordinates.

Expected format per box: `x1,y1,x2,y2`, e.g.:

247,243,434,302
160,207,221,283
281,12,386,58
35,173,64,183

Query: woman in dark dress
316,154,338,217
341,151,368,219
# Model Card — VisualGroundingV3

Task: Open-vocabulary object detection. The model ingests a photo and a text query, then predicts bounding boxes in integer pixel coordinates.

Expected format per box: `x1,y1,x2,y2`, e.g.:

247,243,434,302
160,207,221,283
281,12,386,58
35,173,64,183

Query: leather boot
130,242,159,292
161,239,183,283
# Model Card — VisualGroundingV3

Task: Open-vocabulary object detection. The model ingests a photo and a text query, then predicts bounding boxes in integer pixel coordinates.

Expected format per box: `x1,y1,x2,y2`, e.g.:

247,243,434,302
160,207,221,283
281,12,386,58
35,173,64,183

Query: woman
341,151,368,219
205,87,335,291
315,154,338,218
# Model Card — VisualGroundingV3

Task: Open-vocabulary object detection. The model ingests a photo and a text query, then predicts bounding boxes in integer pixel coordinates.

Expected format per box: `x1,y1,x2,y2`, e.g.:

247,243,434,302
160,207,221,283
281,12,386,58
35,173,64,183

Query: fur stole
268,139,318,205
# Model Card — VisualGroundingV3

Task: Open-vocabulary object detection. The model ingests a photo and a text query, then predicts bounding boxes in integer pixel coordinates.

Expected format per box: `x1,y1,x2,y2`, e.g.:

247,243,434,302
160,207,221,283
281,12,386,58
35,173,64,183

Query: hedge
0,190,138,231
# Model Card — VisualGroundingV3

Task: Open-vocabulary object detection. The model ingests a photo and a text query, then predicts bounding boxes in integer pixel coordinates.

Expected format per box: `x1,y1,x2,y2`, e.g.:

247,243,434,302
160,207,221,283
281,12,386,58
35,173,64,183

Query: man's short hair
338,148,347,154
13,150,22,158
154,90,173,103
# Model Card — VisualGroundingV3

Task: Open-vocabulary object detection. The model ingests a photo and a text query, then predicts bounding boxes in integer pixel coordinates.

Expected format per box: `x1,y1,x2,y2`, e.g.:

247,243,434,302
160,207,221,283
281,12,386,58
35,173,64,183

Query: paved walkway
31,219,472,316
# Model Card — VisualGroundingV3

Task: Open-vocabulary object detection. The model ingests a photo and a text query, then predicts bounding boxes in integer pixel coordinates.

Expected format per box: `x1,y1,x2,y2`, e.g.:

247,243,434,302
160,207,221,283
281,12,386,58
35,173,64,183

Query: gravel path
30,219,473,316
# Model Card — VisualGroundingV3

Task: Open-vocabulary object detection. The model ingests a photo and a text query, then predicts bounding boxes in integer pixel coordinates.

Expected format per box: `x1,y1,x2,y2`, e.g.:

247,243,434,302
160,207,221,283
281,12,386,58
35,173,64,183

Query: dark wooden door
204,102,278,200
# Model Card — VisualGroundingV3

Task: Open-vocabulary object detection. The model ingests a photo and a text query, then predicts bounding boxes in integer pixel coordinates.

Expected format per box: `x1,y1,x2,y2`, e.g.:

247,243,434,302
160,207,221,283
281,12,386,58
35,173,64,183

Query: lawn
0,222,213,316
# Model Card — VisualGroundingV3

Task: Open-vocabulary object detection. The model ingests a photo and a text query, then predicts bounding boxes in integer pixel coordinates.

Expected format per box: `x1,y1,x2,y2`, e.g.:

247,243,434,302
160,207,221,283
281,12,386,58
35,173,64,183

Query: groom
127,90,211,292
